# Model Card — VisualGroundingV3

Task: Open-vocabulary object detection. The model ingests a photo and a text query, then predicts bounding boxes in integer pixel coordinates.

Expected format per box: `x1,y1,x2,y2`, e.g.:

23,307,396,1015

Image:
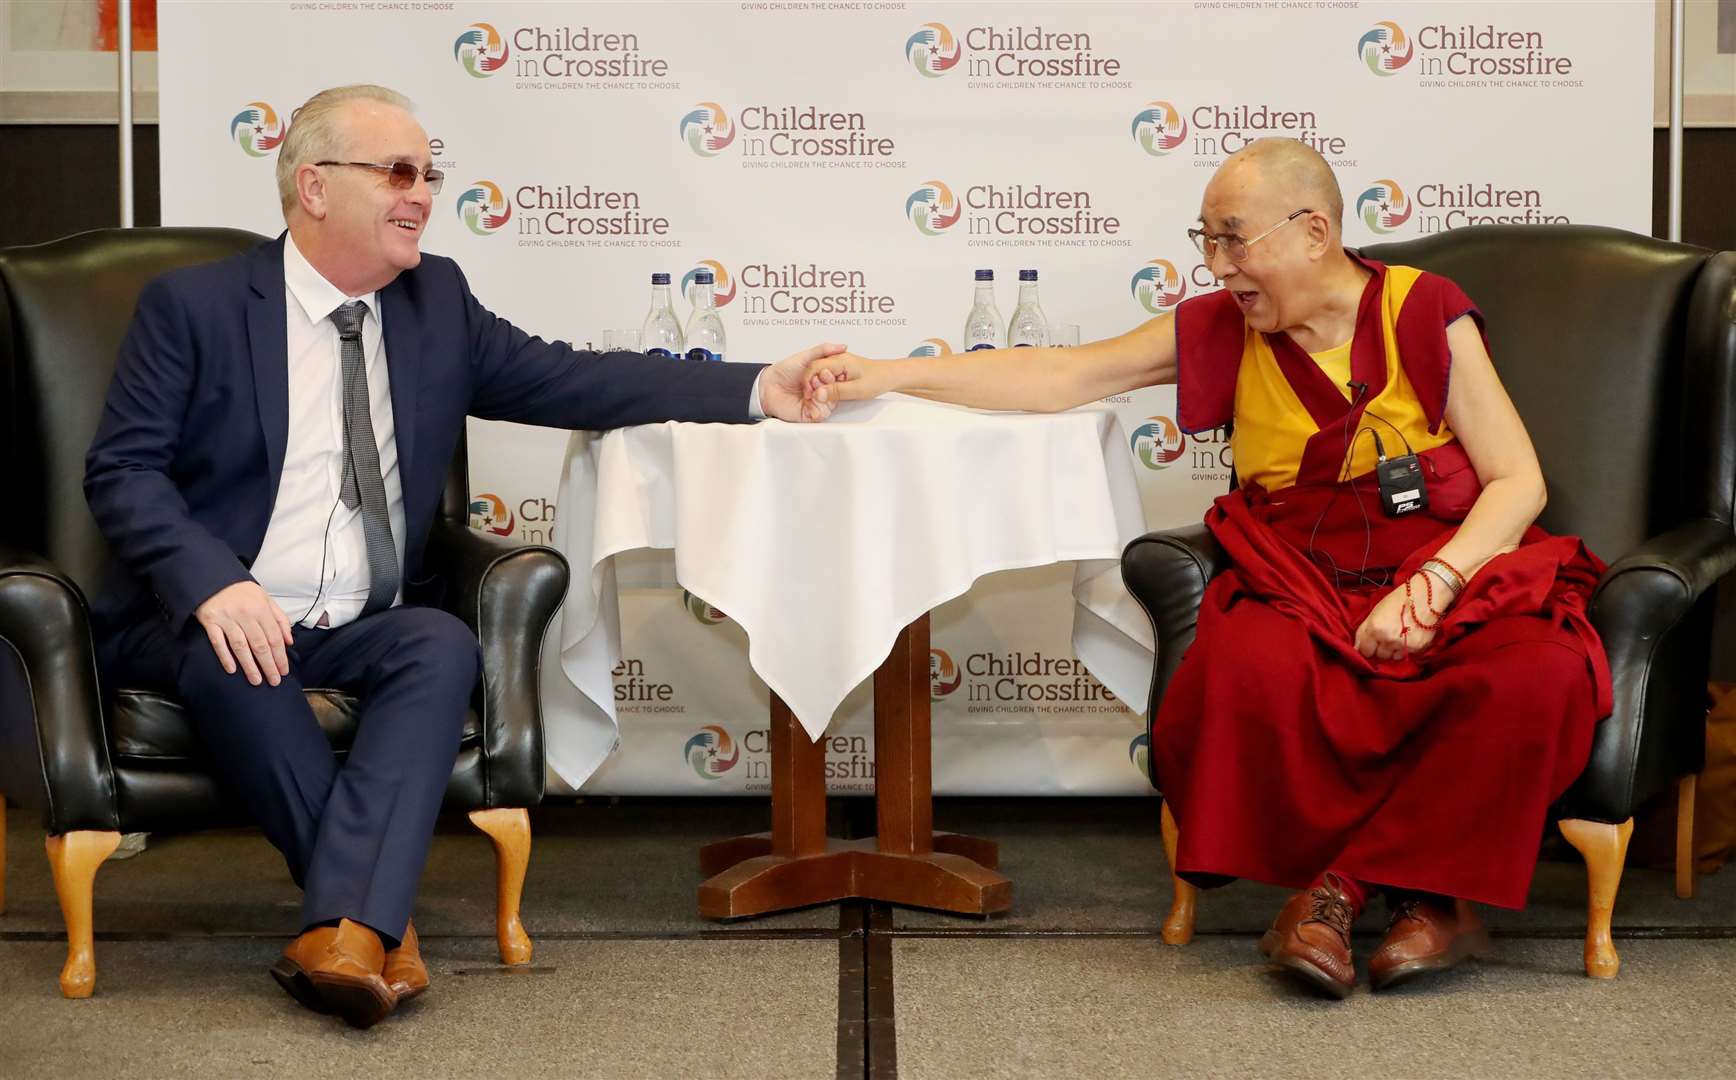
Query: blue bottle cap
692,270,715,284
1019,269,1038,282
651,273,671,284
975,269,994,281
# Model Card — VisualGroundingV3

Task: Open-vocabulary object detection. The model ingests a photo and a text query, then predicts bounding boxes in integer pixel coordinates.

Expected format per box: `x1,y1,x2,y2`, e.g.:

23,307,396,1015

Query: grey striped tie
330,301,399,618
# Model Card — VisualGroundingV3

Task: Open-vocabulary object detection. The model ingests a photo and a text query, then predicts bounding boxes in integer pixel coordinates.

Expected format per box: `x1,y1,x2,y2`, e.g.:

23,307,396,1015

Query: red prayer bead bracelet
1404,572,1447,631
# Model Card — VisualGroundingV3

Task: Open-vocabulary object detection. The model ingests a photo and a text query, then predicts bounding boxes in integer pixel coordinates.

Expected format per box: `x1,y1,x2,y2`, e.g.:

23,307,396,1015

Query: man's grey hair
276,85,415,217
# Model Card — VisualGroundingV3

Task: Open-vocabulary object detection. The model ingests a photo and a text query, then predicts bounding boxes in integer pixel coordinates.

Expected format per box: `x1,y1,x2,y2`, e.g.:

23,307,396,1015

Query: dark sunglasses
315,160,444,195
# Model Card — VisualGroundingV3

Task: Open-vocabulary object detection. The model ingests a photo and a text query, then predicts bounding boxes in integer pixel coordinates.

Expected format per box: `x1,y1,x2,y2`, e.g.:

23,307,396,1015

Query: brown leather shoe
1368,896,1492,991
382,920,430,1003
1257,873,1359,999
271,918,397,1028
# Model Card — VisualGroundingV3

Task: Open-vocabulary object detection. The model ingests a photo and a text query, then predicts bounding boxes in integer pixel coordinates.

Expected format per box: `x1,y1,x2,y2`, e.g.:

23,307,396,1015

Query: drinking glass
603,329,642,354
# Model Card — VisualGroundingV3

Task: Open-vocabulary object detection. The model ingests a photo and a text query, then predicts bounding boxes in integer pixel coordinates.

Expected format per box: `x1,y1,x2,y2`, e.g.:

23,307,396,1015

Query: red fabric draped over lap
1153,445,1611,908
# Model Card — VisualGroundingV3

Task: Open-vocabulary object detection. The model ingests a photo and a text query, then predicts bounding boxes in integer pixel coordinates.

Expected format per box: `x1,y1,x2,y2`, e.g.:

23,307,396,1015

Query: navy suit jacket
84,234,765,638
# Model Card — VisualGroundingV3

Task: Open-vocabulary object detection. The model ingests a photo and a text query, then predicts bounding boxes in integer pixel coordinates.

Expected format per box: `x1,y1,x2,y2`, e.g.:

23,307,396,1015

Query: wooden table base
698,614,1012,919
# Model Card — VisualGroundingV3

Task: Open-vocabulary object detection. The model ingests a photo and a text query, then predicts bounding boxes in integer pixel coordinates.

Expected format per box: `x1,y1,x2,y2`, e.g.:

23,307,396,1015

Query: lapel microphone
1345,379,1429,517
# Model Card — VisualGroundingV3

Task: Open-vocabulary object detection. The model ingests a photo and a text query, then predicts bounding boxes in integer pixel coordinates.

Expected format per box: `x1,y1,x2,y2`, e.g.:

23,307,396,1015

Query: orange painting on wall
96,0,158,52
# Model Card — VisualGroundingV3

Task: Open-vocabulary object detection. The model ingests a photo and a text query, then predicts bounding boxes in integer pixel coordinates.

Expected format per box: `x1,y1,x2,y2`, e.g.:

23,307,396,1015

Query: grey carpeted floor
0,937,840,1080
3,797,1732,1079
892,936,1736,1080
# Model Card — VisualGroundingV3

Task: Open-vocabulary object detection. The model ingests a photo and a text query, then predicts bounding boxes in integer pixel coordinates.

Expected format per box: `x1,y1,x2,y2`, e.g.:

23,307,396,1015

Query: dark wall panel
0,125,160,248
1652,129,1736,251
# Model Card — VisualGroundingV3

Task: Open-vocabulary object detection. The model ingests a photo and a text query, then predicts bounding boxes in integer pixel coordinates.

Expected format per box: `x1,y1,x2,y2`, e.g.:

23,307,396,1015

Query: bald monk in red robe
799,137,1609,998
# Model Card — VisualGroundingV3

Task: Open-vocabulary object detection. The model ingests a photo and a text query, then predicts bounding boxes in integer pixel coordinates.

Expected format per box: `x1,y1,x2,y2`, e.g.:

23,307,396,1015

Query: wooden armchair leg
1676,775,1697,901
45,831,122,998
469,808,533,965
1159,800,1197,945
1558,817,1633,980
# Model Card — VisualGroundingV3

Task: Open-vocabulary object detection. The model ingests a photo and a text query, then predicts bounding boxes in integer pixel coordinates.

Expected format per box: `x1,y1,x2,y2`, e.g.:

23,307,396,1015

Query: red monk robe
1153,253,1611,910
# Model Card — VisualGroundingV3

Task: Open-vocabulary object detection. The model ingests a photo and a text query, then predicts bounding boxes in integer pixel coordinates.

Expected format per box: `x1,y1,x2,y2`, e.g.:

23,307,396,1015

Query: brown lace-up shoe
1258,872,1359,999
382,920,430,1003
1368,896,1492,991
271,918,397,1028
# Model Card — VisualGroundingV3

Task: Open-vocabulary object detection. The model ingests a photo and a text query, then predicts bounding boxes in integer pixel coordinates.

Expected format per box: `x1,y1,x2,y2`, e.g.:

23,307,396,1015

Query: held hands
194,581,294,687
761,342,866,422
800,351,890,410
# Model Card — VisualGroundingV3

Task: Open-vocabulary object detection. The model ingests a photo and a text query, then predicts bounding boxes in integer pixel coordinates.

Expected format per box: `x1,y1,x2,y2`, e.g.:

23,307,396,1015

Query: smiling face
294,100,433,295
1196,141,1342,335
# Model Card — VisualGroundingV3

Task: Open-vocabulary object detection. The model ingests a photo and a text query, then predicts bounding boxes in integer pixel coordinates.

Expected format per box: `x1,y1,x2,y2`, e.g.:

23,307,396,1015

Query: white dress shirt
252,236,408,629
253,237,771,629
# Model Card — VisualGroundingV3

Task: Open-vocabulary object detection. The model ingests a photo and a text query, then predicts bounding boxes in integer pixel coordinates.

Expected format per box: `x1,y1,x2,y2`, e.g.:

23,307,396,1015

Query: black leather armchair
1123,225,1736,979
0,228,569,996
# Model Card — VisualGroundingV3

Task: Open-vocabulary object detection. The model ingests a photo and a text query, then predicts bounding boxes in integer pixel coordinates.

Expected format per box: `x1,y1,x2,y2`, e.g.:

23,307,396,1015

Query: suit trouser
98,605,479,946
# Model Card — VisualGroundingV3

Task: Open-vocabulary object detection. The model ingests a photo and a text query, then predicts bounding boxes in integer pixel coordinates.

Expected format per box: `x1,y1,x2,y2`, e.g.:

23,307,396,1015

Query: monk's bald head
1195,138,1358,334
1205,138,1344,233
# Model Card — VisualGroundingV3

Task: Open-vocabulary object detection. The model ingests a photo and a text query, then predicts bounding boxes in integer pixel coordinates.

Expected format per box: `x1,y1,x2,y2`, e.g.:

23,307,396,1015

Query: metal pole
1668,0,1684,243
118,0,135,228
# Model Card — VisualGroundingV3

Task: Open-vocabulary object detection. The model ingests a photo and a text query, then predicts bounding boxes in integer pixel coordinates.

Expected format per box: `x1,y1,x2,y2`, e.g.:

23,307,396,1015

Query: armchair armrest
423,521,571,808
0,545,118,833
1121,523,1226,786
1591,515,1736,709
1591,517,1736,637
1569,517,1736,821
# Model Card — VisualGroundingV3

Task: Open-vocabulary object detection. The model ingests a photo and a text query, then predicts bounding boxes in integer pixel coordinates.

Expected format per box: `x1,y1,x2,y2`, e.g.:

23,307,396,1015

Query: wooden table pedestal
697,614,1012,919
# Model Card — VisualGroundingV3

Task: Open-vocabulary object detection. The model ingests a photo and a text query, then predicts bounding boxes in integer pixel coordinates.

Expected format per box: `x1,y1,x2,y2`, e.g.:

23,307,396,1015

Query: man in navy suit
84,84,845,1027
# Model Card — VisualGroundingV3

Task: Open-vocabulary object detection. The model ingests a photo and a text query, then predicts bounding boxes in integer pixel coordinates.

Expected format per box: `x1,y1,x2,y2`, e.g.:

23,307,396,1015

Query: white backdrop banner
157,0,1653,794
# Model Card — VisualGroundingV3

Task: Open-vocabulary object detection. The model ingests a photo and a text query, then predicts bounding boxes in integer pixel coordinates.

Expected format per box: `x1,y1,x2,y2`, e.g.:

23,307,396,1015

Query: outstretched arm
461,259,845,426
806,315,1177,413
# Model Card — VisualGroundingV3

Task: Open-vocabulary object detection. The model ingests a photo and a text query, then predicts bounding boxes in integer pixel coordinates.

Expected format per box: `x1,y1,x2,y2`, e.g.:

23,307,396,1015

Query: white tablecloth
537,395,1157,790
